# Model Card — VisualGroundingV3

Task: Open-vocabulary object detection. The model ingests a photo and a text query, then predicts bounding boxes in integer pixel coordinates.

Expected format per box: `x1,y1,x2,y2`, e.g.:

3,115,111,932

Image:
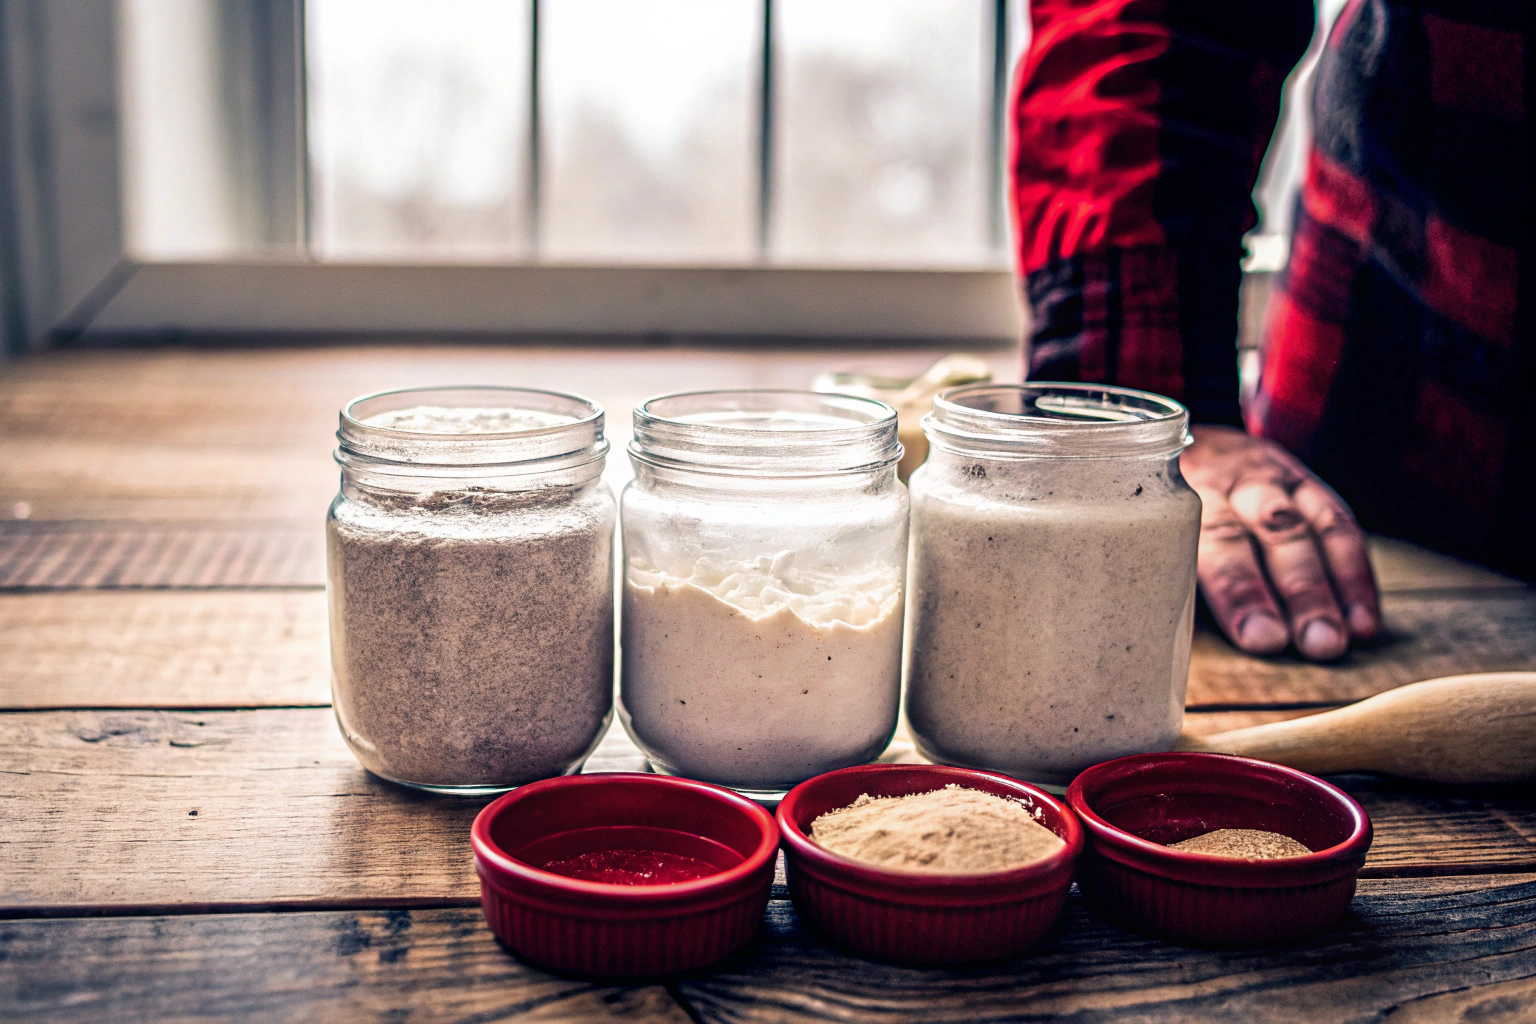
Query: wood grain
4,586,1531,713
0,520,1503,594
0,709,648,916
1,709,1531,916
0,344,1021,522
1380,974,1536,1024
1187,588,1536,707
0,344,1516,588
3,346,1532,1018
1353,775,1536,877
1369,536,1522,593
3,877,1531,1024
678,875,1536,1024
0,907,692,1024
0,590,330,709
0,520,323,588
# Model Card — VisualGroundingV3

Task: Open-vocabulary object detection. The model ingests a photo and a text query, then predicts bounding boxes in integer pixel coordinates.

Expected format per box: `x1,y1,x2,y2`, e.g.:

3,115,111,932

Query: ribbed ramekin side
786,866,1068,964
1077,852,1358,945
481,880,770,976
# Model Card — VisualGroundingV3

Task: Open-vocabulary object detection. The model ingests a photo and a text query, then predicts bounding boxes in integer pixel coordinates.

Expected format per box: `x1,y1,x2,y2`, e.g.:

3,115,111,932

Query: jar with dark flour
327,386,615,794
906,384,1201,785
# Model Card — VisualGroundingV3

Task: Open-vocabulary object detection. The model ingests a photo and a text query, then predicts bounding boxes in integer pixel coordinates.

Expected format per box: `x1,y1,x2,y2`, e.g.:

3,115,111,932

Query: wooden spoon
1176,672,1536,784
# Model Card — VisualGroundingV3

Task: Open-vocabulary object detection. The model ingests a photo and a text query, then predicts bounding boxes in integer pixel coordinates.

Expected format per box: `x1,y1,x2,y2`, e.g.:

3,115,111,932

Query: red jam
542,848,719,885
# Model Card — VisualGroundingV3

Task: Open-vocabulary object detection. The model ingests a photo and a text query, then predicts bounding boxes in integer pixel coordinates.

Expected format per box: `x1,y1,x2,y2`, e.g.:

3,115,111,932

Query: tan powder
808,784,1065,873
1171,828,1311,858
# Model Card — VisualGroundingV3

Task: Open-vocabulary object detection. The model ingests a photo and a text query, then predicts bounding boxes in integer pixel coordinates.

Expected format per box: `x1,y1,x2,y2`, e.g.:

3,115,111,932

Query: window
773,0,992,266
305,0,1022,268
541,0,759,262
2,0,1030,345
307,0,534,259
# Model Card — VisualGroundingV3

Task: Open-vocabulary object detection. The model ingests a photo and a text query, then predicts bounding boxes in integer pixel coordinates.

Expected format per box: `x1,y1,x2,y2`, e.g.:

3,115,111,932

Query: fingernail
1236,613,1289,652
1299,619,1346,659
1347,603,1375,635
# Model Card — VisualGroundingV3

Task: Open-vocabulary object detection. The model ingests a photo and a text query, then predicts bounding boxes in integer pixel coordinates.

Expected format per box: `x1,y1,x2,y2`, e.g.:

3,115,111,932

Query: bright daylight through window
306,0,1024,267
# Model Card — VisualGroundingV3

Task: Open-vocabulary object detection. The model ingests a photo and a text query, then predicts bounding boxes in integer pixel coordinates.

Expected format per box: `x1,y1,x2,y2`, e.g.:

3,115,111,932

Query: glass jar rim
630,388,900,477
924,382,1190,459
336,385,608,473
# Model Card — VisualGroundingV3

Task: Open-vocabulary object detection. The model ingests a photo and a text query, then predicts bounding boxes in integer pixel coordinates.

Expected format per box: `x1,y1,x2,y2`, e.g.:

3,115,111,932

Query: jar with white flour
906,384,1201,785
327,386,616,794
620,390,908,799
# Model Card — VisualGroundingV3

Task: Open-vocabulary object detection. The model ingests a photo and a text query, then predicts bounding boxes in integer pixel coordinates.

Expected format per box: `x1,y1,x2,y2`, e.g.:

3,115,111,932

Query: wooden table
2,343,1534,1022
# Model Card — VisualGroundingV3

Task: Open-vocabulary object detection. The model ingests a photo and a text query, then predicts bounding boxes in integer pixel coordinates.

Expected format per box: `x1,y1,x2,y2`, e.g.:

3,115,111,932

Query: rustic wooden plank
0,344,1021,522
0,520,324,588
0,708,654,915
1377,973,1536,1024
6,584,1531,713
1187,588,1536,708
0,590,331,709
585,717,653,775
0,525,1498,595
0,344,1503,591
0,907,693,1024
1369,536,1523,593
0,520,1504,596
1353,776,1536,878
0,708,482,916
3,877,1531,1024
1,709,1532,916
674,875,1536,1024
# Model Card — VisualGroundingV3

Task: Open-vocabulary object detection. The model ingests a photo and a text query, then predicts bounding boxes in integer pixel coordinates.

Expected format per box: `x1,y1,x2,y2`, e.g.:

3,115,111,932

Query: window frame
3,0,1025,353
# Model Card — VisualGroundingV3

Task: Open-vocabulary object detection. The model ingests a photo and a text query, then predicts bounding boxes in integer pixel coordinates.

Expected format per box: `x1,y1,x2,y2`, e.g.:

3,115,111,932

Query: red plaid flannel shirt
1013,0,1532,576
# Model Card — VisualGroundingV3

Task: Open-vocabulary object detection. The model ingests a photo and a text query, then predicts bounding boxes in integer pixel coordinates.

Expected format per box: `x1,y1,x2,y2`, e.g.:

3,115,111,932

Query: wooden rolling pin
1176,672,1536,784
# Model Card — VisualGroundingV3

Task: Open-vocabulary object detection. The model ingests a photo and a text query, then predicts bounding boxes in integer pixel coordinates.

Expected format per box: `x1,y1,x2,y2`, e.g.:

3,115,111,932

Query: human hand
1181,425,1381,660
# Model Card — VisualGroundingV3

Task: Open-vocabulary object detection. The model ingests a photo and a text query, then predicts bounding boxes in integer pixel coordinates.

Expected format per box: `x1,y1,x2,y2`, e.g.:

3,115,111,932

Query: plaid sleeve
1012,0,1314,425
1247,0,1529,577
1249,0,1522,450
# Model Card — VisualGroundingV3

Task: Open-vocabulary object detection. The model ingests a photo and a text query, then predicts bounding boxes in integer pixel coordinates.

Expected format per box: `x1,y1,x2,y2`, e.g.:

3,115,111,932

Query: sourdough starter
620,554,902,791
905,458,1199,783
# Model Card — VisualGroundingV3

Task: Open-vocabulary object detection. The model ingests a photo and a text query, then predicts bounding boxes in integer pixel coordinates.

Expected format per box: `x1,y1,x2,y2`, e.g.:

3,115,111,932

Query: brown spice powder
809,784,1065,873
1170,828,1312,858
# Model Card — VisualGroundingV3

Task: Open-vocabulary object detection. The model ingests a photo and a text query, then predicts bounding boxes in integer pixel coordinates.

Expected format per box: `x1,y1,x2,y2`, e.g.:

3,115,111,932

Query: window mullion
528,0,543,257
755,0,774,260
987,0,1009,254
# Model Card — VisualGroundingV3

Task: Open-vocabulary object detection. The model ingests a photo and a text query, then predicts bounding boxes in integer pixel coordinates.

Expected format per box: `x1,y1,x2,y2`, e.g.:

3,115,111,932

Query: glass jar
905,383,1200,785
619,390,908,800
327,386,616,794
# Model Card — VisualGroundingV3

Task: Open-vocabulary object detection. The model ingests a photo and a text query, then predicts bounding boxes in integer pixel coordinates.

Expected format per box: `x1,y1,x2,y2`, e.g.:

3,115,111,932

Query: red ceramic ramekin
471,772,779,977
1067,752,1372,946
777,763,1084,964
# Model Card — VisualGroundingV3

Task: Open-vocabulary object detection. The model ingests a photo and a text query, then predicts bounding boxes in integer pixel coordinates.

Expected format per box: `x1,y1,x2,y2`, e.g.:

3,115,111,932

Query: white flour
620,553,902,792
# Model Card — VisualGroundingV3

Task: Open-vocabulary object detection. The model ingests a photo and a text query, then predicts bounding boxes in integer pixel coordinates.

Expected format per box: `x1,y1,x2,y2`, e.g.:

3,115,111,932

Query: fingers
1227,478,1348,660
1197,498,1290,655
1293,480,1380,640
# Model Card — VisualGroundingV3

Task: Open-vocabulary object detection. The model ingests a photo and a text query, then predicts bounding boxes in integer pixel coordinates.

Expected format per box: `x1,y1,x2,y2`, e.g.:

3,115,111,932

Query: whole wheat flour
328,483,614,790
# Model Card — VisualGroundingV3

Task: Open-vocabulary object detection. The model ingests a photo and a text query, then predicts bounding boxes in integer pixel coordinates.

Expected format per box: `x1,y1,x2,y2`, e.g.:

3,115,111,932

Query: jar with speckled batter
905,383,1200,785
